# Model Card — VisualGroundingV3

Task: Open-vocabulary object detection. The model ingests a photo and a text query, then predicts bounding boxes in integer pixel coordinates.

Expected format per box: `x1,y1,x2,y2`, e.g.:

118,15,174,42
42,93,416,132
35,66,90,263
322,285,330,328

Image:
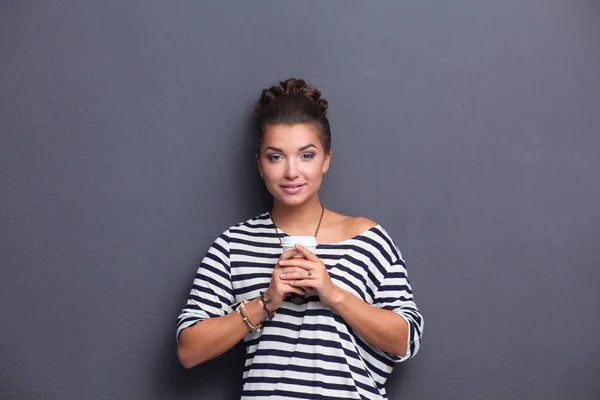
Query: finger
275,250,301,271
294,243,320,262
278,258,314,271
278,266,304,275
289,279,315,288
280,271,315,280
278,272,310,293
279,248,303,262
279,281,304,295
285,286,305,296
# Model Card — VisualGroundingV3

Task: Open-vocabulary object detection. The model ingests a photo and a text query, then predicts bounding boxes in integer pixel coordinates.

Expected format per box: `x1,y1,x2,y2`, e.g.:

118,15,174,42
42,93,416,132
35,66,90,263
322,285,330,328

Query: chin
272,190,315,207
274,196,308,207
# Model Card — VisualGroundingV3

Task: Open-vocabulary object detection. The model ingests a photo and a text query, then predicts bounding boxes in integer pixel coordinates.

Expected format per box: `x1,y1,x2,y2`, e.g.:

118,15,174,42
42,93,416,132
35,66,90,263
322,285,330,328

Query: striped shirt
177,213,423,399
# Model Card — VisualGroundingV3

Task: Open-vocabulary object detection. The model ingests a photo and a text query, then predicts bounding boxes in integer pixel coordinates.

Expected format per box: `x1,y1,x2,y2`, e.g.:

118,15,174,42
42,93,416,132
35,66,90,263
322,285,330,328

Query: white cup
281,236,318,256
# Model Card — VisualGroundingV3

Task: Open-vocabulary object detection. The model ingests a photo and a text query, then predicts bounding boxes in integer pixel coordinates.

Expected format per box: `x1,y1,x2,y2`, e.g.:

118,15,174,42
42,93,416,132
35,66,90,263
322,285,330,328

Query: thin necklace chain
271,204,325,243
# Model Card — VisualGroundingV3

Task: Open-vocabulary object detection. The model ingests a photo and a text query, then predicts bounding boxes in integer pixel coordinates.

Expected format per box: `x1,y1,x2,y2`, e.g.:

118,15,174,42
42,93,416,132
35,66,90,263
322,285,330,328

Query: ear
322,151,332,174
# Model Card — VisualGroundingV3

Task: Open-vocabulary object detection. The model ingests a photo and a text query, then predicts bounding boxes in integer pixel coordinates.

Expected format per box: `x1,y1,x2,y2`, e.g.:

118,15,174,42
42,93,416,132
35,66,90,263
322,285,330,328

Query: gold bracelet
236,300,262,333
238,301,262,332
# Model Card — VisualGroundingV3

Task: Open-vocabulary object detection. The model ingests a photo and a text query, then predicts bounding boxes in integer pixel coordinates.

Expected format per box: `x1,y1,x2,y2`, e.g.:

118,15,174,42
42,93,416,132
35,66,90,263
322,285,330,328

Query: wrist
259,291,276,320
244,297,268,324
265,288,283,310
326,286,347,308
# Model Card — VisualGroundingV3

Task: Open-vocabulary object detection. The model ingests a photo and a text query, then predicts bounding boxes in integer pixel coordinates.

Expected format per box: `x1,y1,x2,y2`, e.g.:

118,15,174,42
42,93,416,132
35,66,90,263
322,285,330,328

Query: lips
280,183,306,194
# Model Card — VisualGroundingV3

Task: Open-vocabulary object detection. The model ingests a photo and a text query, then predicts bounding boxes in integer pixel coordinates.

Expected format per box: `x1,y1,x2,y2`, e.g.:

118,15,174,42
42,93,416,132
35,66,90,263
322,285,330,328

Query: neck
270,195,324,235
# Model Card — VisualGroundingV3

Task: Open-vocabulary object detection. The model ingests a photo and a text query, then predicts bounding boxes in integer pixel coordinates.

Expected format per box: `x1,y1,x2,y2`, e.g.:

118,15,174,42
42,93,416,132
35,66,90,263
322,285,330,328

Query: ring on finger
282,268,287,274
308,270,313,277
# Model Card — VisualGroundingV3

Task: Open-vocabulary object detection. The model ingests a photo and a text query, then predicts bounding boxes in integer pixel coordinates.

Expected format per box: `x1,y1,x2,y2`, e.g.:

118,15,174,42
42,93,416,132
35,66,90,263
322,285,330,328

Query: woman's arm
328,288,408,356
279,243,422,358
177,298,267,368
177,247,303,369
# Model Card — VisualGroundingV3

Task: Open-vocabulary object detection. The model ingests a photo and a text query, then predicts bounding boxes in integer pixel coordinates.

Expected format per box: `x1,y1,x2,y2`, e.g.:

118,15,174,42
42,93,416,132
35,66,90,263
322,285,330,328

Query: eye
300,153,315,160
268,154,283,162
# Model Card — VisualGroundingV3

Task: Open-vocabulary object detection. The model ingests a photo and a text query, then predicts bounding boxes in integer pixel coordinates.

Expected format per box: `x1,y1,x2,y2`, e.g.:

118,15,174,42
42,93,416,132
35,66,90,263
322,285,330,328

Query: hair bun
254,78,332,152
255,78,328,118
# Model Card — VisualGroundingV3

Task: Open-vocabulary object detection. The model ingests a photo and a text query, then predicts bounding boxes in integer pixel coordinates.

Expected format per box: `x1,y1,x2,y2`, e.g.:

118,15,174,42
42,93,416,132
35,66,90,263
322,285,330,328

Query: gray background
1,1,599,399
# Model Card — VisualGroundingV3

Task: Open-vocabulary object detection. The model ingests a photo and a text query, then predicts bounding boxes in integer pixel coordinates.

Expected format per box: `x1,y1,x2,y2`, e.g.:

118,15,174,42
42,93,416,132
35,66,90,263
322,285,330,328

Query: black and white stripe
177,213,423,399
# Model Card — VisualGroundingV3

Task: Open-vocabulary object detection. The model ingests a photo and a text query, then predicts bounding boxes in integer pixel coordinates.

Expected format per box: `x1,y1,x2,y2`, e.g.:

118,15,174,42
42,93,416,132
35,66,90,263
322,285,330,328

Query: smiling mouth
281,184,305,189
280,183,306,194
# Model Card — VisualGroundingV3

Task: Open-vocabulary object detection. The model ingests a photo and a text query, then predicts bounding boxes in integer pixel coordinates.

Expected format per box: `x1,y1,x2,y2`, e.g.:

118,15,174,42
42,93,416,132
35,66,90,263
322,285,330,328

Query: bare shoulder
346,216,378,235
323,210,378,241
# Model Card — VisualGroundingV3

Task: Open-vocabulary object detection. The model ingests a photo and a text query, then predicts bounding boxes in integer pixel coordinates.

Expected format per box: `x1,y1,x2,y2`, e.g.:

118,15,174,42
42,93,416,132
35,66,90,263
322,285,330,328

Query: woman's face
257,123,331,207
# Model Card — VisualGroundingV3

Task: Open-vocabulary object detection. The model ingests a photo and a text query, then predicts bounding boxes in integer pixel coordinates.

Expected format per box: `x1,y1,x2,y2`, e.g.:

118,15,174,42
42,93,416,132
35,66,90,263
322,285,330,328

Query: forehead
262,124,322,150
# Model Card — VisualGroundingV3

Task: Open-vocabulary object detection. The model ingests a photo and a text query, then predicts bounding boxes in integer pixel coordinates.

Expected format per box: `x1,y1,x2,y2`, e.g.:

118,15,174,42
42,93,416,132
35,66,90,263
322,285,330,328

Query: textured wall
1,1,599,399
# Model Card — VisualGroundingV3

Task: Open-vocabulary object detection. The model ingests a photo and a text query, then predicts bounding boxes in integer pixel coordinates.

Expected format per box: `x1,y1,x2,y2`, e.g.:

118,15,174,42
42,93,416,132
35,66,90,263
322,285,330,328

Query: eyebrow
265,144,318,152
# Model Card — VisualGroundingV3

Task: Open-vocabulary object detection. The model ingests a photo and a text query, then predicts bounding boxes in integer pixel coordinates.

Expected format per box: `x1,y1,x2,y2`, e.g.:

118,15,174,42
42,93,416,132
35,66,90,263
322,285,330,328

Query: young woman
176,78,423,399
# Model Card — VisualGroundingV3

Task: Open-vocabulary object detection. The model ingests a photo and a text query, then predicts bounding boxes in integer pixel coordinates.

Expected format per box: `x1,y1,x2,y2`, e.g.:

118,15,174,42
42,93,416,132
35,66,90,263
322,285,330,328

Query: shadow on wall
153,114,270,399
154,280,247,398
160,339,246,399
237,113,273,214
386,363,411,397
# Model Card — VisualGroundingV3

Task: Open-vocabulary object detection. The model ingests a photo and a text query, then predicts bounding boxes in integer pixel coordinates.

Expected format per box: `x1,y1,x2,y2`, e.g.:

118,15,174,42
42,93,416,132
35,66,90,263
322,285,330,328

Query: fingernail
279,261,287,265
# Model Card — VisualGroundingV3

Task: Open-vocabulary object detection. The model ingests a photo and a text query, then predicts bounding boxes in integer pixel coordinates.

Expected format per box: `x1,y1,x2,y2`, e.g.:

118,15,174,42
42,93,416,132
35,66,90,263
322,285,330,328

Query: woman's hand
265,248,306,310
277,244,343,306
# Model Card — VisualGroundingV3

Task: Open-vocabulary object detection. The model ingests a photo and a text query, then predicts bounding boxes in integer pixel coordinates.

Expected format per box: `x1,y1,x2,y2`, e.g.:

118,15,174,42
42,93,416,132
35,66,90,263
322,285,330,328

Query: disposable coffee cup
281,236,318,256
281,236,318,303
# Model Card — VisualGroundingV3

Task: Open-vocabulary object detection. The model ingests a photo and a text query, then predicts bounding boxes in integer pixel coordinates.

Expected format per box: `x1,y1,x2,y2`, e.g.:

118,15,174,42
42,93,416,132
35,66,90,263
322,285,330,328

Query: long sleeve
373,256,424,362
176,229,234,341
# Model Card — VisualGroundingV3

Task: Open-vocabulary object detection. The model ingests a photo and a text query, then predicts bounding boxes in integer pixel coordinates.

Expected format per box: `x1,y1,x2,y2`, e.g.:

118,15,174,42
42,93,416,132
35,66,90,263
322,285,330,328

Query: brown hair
253,78,331,153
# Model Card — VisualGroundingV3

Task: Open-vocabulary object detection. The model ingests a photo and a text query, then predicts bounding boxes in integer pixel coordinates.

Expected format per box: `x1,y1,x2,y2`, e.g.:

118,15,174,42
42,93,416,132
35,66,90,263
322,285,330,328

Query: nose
284,159,300,180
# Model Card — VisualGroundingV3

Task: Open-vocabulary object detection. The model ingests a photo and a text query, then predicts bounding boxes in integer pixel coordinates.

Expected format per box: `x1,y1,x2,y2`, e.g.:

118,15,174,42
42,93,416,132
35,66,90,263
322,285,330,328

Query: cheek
305,162,325,180
260,163,285,188
257,158,271,172
260,162,278,179
313,158,327,172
